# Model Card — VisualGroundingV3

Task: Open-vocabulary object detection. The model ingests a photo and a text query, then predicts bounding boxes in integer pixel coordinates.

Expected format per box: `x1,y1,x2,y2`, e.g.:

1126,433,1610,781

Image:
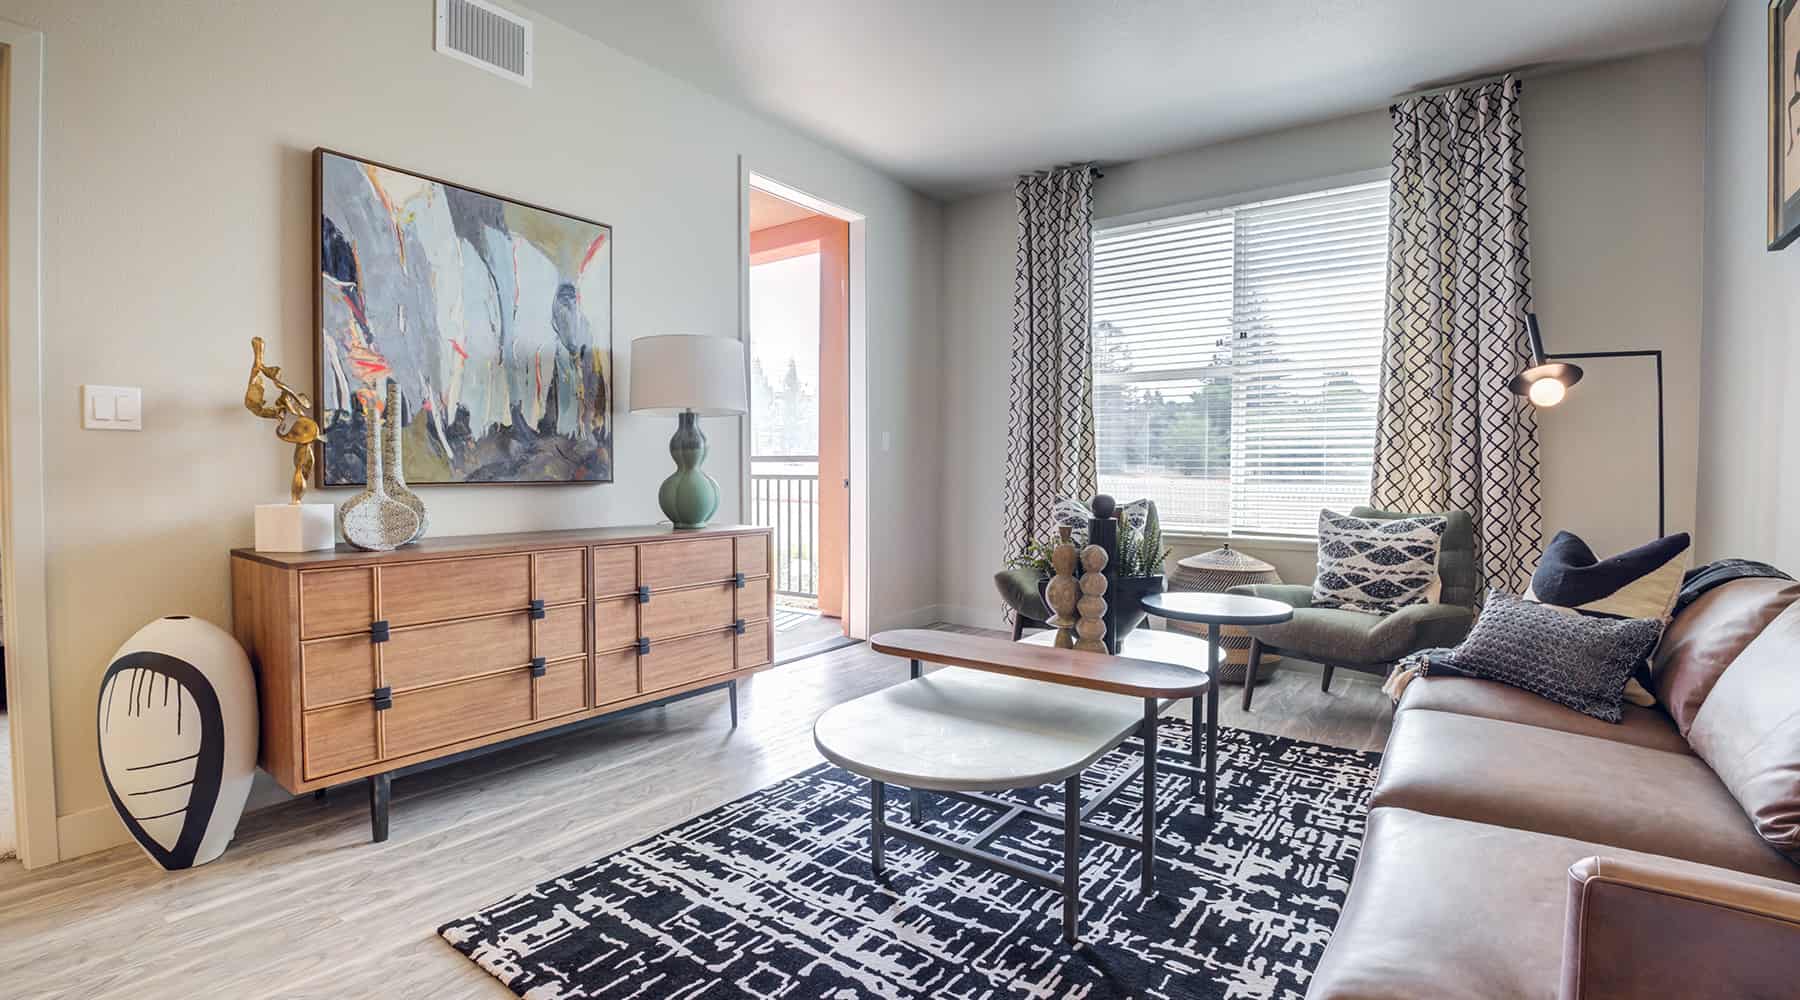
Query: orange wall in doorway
751,215,851,626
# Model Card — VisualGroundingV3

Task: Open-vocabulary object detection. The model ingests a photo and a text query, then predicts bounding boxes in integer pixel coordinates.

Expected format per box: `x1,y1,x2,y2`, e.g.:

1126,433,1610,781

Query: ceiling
531,0,1724,199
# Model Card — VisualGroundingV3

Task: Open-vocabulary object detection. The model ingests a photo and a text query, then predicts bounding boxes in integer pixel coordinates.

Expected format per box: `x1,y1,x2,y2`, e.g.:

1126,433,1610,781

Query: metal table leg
1206,623,1220,818
1141,697,1157,895
870,779,887,876
910,787,925,826
1063,773,1081,943
910,658,921,679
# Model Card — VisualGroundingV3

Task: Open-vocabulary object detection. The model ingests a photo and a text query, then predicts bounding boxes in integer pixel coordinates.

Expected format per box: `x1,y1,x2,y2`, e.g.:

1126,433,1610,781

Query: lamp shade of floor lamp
1508,312,1666,537
630,334,749,529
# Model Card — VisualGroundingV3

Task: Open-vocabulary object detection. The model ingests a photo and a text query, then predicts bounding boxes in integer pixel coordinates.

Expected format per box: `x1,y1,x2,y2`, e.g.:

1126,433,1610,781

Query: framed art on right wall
1771,0,1800,249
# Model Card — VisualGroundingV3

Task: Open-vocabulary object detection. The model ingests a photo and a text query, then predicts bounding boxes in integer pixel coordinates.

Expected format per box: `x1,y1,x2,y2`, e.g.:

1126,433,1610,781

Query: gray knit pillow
1447,590,1664,722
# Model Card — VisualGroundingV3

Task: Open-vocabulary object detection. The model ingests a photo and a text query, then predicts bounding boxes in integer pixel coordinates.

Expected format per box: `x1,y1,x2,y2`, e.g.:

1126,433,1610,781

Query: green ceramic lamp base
658,410,719,529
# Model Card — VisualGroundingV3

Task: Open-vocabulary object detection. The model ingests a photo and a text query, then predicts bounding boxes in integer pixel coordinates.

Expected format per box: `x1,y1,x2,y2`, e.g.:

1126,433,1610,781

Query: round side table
1138,592,1293,811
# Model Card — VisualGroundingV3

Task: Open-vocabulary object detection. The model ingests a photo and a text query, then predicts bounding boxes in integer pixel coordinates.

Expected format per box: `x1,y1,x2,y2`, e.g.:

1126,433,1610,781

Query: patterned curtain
1371,75,1542,594
1003,166,1098,566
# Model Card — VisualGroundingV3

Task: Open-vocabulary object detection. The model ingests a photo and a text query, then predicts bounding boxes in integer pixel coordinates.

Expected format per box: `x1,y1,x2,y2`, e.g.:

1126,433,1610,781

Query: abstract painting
1772,0,1800,250
315,148,612,484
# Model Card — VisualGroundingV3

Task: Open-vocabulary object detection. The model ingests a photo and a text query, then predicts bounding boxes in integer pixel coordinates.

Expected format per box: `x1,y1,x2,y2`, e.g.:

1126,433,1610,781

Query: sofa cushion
1441,591,1663,722
1398,675,1690,755
1688,600,1800,863
1654,576,1800,736
1371,709,1799,881
1307,807,1800,1000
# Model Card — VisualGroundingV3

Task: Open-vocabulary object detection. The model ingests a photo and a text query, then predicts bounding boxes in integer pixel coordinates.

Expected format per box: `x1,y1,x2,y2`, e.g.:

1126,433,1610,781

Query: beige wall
937,49,1707,626
1698,0,1800,567
1,0,944,857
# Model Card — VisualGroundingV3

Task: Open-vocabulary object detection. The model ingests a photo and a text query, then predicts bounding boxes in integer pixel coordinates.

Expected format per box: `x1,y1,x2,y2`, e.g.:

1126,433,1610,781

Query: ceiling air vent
435,0,533,86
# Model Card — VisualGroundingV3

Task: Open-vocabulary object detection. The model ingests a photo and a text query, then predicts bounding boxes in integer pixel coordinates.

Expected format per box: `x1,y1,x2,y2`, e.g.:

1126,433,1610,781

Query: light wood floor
0,626,1392,1000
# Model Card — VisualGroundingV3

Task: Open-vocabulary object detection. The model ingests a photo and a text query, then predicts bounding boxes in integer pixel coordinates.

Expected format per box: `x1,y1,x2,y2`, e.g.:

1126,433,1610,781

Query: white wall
1,0,943,858
1698,0,1800,567
938,49,1706,626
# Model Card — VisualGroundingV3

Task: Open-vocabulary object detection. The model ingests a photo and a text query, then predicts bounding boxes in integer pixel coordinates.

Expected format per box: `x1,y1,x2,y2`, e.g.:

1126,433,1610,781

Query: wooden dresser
230,524,774,840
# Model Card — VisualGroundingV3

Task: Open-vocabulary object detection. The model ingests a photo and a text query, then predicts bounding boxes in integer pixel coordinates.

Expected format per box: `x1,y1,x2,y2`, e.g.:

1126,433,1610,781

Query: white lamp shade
629,334,749,416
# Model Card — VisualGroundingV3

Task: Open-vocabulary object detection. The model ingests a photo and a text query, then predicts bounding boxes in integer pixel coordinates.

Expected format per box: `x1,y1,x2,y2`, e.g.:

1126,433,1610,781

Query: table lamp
629,334,748,529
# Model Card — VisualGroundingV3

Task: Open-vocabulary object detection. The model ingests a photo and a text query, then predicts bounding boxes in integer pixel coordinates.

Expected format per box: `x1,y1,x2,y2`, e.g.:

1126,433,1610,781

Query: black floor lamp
1507,312,1665,537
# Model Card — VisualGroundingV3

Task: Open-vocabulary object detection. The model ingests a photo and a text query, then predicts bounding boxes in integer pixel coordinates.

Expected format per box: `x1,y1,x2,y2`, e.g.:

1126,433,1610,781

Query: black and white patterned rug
440,723,1379,999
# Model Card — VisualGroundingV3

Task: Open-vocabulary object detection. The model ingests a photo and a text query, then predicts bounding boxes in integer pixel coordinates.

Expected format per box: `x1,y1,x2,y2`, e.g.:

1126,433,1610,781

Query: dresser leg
728,679,739,728
369,773,390,843
313,788,328,802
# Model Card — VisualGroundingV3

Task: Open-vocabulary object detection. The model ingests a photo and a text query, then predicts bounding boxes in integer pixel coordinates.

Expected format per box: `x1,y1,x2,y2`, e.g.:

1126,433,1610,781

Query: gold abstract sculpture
244,337,321,504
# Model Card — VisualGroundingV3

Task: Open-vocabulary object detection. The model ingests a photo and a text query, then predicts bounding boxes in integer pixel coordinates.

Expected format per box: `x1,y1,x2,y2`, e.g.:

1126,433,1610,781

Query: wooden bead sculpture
1045,526,1081,648
1075,542,1110,652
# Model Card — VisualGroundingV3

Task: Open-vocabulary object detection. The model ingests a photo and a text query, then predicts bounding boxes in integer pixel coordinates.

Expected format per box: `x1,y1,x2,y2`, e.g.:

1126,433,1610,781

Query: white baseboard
868,603,945,632
57,804,132,860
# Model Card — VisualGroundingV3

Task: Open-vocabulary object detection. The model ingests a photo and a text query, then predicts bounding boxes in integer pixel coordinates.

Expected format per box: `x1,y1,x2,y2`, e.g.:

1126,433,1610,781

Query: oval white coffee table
818,630,1210,944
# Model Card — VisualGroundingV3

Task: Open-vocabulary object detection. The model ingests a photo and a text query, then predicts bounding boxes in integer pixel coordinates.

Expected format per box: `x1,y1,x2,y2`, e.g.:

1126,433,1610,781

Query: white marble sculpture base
254,503,335,553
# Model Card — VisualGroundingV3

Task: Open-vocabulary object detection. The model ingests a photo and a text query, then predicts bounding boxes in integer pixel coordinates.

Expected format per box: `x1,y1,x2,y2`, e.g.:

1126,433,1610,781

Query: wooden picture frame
313,148,614,485
1771,0,1800,250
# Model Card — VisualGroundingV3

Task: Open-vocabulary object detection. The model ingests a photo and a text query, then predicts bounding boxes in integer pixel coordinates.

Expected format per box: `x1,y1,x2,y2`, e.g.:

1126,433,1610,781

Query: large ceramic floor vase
381,381,428,542
97,616,258,870
339,393,420,551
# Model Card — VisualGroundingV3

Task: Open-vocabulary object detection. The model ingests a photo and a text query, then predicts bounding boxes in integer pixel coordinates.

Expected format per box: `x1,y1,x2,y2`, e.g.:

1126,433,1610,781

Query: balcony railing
751,455,819,599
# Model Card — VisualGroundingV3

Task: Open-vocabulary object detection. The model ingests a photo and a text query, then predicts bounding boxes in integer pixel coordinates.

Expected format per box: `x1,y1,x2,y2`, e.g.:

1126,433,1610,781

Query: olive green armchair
1227,506,1479,710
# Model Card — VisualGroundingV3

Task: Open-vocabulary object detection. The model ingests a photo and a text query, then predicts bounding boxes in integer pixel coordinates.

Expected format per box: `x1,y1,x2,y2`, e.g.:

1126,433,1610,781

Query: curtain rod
1393,69,1522,104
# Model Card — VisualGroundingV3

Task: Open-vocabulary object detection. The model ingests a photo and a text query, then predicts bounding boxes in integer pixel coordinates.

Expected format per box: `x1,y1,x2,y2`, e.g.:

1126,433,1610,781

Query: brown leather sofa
1306,577,1800,999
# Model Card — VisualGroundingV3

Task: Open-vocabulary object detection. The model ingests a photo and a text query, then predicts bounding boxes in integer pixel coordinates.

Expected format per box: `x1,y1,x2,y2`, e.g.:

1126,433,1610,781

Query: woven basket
1168,545,1282,684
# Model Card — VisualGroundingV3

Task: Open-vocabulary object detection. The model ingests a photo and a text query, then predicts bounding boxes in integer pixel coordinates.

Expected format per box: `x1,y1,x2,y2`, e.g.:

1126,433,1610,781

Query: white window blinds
1093,178,1389,536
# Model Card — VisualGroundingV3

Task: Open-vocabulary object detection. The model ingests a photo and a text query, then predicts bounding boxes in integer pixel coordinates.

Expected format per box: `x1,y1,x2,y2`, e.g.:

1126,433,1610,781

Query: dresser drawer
641,629,734,693
738,620,772,669
380,554,531,626
383,613,531,691
303,701,378,780
533,549,587,605
591,545,638,598
536,602,587,661
735,534,769,579
593,595,639,652
640,539,733,592
300,634,376,708
537,657,588,720
384,669,533,759
299,567,374,639
642,582,734,641
594,647,639,706
737,577,770,622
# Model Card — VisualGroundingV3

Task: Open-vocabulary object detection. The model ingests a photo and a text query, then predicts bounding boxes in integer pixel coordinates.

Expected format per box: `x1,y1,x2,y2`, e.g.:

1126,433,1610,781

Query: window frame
1092,167,1393,544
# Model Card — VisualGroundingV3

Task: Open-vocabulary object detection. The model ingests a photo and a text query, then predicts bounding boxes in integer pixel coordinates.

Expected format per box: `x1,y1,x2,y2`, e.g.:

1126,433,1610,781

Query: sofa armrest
1561,855,1800,1000
1226,582,1314,609
1370,602,1473,650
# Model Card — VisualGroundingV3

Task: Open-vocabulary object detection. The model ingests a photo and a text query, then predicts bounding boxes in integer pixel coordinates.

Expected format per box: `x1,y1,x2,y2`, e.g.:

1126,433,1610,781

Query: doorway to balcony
747,184,853,661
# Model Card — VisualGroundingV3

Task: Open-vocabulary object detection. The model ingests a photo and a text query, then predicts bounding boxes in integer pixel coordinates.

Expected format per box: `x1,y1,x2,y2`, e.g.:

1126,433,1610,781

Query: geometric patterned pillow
1311,509,1447,614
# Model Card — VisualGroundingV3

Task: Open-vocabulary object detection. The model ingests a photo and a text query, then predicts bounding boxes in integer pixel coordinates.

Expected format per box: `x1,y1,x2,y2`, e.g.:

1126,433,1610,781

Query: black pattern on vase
97,616,259,870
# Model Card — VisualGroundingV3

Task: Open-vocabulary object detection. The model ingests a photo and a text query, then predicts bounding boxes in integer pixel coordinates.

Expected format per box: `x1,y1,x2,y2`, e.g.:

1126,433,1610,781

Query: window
1092,178,1389,536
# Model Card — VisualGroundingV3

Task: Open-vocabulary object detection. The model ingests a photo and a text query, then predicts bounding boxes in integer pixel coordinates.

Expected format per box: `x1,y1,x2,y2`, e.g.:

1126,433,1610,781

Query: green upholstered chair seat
1231,597,1474,666
994,567,1051,623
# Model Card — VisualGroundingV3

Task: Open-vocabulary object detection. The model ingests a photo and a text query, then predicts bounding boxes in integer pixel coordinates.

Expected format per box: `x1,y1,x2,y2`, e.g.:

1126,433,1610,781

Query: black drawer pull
636,636,650,655
370,620,390,643
529,657,547,677
733,618,747,635
733,572,746,589
529,599,546,620
372,686,393,711
637,585,652,604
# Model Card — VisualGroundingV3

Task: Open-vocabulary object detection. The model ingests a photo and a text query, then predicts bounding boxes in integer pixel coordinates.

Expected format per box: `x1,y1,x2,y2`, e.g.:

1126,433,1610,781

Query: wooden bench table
814,628,1212,942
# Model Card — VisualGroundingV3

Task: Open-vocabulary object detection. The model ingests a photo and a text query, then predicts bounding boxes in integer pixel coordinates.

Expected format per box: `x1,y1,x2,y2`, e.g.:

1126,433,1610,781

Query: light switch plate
83,385,142,431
